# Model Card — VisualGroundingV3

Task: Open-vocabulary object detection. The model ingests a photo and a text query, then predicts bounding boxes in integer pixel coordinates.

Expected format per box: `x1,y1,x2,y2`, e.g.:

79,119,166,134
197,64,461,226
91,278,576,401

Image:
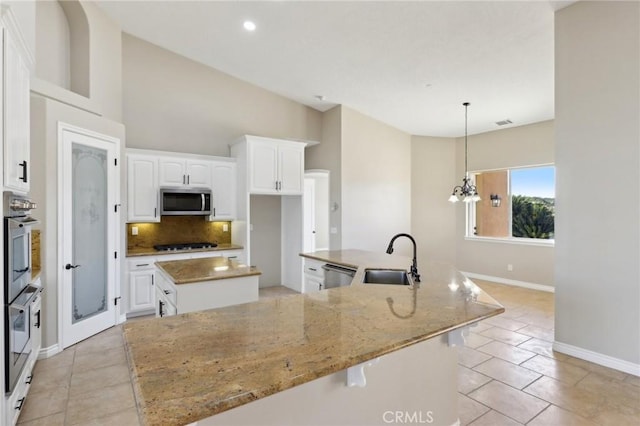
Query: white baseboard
553,341,640,377
38,343,61,359
461,272,555,293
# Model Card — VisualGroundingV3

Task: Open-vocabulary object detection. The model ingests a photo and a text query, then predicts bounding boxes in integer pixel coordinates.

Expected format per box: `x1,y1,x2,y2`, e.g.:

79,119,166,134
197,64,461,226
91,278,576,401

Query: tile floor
16,282,640,425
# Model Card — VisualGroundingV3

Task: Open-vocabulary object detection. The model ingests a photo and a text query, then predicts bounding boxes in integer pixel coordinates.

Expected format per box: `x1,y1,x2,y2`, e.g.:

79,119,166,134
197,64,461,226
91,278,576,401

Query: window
468,165,555,243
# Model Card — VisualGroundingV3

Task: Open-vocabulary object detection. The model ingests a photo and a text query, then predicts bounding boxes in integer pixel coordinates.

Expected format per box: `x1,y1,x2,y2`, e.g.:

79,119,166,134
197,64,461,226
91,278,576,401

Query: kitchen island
154,256,261,316
124,249,504,425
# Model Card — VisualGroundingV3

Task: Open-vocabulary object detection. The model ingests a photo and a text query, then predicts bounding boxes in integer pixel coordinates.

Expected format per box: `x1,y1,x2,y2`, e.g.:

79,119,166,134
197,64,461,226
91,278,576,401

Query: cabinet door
249,141,279,194
129,270,156,313
211,162,236,219
3,27,30,193
159,159,186,186
127,155,160,222
304,275,324,293
278,144,304,194
186,160,211,187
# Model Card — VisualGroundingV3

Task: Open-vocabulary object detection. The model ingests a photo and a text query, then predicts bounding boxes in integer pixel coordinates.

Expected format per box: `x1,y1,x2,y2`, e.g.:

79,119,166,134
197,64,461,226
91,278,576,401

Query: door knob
65,264,81,270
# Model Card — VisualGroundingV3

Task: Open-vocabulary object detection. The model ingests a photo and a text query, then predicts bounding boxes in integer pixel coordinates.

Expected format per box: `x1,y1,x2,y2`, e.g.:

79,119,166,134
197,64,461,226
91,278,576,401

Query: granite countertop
123,249,504,426
126,243,244,257
155,256,261,284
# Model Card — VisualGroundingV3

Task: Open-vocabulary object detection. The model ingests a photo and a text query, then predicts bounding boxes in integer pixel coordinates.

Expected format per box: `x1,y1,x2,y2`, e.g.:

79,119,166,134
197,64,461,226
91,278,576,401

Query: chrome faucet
385,233,421,282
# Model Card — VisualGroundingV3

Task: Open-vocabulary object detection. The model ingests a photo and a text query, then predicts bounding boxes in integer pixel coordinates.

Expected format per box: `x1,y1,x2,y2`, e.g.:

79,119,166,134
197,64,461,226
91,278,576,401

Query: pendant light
448,102,481,203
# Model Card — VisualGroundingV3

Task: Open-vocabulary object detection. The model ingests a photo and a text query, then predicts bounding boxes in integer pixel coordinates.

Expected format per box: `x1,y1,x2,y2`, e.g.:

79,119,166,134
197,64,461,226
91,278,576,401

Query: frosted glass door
72,144,108,322
61,127,119,349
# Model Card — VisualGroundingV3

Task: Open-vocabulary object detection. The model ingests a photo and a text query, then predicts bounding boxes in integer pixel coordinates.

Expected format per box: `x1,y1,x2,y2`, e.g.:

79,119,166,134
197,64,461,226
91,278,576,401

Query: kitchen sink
362,269,411,285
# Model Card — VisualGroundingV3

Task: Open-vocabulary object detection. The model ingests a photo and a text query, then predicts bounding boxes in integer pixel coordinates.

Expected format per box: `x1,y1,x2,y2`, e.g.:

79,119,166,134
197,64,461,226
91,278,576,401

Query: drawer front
304,259,325,278
127,257,156,271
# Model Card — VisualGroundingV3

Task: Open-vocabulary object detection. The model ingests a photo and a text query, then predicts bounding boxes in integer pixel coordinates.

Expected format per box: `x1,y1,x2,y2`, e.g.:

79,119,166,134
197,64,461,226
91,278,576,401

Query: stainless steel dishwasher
321,263,356,289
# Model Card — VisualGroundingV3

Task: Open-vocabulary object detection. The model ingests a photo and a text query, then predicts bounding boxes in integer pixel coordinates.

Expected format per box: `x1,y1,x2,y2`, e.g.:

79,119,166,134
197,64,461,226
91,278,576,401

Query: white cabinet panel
3,26,30,193
127,155,159,222
244,137,305,195
211,161,236,220
186,160,212,187
249,141,279,193
159,158,212,188
159,159,186,186
278,144,304,194
129,270,155,312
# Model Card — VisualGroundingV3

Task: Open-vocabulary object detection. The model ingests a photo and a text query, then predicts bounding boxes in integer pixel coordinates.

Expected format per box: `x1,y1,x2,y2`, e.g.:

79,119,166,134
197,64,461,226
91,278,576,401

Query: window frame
465,164,555,247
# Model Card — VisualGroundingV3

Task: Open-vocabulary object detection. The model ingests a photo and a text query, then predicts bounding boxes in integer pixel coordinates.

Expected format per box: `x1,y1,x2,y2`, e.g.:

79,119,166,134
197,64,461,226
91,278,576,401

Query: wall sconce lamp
490,194,501,207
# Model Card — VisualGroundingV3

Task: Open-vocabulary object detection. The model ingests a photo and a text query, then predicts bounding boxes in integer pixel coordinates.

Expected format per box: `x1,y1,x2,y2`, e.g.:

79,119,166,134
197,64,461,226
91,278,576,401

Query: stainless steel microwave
160,188,212,216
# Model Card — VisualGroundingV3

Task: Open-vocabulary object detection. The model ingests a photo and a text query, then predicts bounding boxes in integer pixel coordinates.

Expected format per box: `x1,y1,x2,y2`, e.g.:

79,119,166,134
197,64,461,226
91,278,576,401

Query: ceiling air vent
496,119,513,126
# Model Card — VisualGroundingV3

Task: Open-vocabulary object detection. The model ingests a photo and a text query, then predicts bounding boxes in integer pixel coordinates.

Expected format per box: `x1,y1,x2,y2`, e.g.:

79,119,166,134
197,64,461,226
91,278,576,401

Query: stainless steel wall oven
3,193,41,394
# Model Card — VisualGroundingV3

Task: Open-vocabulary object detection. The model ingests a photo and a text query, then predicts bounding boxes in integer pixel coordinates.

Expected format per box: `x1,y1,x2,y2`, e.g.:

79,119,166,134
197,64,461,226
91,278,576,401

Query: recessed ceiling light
243,20,256,32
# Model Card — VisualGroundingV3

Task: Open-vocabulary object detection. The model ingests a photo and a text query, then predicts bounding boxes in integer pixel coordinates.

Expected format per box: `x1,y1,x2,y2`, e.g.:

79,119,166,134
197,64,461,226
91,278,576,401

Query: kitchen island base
197,335,458,426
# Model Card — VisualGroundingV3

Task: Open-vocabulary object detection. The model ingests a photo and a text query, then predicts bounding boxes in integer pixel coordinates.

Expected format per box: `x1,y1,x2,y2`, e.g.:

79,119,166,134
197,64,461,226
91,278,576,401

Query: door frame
57,122,121,349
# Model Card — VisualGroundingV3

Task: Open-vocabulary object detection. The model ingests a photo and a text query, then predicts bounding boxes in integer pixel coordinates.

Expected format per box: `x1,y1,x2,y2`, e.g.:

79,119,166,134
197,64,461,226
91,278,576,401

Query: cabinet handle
18,161,28,183
319,283,323,291
187,175,190,185
136,263,150,267
182,175,185,185
309,267,317,271
151,275,154,285
25,374,33,384
15,397,25,410
213,207,216,217
275,181,278,190
154,207,157,218
34,311,40,328
163,290,171,295
159,300,164,317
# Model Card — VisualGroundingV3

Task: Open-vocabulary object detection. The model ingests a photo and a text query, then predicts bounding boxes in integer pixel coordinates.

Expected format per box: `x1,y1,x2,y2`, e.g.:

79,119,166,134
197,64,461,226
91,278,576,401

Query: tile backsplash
127,216,232,250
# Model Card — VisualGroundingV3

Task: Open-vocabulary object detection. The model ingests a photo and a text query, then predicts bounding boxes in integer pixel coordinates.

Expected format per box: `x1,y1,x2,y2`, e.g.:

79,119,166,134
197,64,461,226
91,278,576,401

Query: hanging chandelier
449,102,481,203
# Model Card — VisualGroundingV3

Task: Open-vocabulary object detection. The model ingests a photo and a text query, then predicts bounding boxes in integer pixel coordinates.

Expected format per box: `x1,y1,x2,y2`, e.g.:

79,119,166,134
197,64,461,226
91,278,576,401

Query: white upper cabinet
211,161,236,220
159,158,211,188
126,149,237,222
127,154,160,223
278,144,305,194
2,12,32,194
239,136,305,195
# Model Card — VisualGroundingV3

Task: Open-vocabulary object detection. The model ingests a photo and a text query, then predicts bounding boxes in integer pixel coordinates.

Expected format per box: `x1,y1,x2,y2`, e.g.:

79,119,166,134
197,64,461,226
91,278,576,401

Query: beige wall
555,1,639,366
411,136,457,265
35,0,70,89
122,34,322,156
306,106,341,250
341,106,412,256
249,195,282,288
456,120,555,287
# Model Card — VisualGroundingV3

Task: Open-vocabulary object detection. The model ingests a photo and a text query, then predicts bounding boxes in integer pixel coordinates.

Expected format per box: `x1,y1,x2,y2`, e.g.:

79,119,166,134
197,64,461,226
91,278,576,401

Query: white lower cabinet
154,266,259,317
126,250,243,317
303,258,325,293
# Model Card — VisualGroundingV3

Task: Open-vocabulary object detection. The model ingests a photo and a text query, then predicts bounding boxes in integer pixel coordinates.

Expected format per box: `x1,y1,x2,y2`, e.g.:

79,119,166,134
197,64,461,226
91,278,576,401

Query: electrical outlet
131,226,138,236
223,223,229,232
507,264,513,271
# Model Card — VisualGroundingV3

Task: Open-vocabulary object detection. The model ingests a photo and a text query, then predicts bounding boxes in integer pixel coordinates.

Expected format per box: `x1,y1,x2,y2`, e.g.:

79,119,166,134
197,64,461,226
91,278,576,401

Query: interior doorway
59,124,120,348
303,170,329,252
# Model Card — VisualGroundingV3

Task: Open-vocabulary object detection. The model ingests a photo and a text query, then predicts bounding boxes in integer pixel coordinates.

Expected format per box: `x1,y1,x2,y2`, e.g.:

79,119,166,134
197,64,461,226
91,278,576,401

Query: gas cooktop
153,242,218,252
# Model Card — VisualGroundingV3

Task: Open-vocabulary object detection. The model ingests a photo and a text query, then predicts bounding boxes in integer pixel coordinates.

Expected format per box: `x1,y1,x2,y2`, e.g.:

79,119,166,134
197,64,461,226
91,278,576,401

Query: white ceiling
96,1,566,137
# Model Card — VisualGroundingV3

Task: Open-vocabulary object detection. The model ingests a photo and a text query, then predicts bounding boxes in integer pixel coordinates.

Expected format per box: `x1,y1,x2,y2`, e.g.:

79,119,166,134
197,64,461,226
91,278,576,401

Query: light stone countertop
126,243,244,258
155,256,261,284
123,249,504,426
